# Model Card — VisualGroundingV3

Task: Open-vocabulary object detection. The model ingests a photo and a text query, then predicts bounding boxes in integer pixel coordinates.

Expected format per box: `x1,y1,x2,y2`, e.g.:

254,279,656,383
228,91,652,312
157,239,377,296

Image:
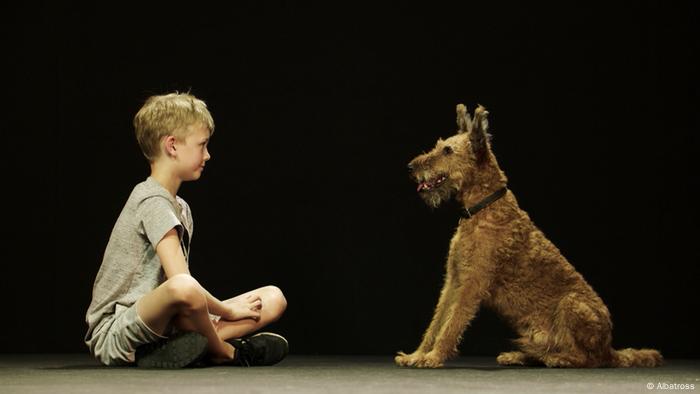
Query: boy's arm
155,228,238,317
156,228,191,277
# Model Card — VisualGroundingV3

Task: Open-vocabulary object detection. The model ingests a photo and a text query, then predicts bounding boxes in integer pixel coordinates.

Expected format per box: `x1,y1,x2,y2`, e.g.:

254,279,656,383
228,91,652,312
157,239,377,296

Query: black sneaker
135,331,208,368
228,332,289,366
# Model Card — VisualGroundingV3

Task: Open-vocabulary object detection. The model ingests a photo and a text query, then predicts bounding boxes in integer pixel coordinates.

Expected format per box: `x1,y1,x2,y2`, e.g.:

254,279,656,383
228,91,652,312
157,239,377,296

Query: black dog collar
460,187,508,219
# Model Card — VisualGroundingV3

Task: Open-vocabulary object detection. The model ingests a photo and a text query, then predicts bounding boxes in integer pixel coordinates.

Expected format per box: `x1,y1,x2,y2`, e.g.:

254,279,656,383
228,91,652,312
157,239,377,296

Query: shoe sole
251,332,289,346
136,332,208,369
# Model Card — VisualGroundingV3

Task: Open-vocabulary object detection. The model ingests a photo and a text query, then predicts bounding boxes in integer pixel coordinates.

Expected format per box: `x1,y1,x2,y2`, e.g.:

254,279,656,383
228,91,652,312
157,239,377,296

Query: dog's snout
407,162,414,172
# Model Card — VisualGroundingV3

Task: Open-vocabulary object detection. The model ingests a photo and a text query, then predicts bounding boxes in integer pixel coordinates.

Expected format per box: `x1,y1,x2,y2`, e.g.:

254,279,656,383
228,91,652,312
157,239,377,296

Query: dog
395,104,662,368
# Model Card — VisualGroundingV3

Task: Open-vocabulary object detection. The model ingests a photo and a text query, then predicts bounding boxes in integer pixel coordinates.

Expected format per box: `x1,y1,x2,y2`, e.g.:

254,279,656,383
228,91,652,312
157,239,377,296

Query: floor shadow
38,364,125,370
440,365,544,371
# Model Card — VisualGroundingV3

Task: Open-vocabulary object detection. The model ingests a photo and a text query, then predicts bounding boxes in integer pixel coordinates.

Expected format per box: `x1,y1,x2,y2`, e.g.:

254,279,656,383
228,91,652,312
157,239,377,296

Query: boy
84,92,288,368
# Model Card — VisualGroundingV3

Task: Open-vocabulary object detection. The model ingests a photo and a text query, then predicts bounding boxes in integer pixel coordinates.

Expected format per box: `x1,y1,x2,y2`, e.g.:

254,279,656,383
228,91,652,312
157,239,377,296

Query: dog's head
408,104,493,208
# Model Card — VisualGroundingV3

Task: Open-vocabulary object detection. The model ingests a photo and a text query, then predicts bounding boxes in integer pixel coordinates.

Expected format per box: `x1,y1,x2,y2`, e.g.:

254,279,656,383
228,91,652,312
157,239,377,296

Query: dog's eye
443,146,453,155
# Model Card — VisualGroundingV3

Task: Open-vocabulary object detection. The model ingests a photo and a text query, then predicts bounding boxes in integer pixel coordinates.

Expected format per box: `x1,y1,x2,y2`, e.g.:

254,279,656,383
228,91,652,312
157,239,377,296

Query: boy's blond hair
134,92,215,162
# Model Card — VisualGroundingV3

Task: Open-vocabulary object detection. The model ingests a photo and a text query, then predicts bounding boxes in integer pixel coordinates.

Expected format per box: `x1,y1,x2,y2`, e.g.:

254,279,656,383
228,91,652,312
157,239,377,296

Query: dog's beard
419,182,457,208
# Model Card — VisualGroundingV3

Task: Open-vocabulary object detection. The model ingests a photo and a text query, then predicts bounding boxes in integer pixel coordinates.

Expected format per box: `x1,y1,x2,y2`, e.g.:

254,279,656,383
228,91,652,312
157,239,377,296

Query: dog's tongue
417,182,430,192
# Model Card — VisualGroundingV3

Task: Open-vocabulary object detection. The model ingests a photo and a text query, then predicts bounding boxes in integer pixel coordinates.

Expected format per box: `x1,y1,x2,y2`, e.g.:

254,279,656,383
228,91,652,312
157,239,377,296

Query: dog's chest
448,220,487,265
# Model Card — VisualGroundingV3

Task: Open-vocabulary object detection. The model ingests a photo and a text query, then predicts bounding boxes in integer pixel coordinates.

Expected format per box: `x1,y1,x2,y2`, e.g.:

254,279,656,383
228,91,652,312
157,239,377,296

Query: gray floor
0,354,698,394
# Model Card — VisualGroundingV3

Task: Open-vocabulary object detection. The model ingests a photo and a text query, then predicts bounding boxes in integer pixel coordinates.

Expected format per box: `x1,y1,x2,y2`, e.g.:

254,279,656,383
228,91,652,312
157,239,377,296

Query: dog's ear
456,104,472,134
470,104,490,164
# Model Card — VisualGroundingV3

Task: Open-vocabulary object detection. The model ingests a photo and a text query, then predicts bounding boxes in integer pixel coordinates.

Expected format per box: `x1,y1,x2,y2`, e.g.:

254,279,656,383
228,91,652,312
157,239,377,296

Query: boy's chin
183,171,203,181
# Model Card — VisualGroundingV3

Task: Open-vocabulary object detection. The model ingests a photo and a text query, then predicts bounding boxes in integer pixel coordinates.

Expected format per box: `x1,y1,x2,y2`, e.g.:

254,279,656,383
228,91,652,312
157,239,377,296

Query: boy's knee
165,274,205,311
264,285,287,317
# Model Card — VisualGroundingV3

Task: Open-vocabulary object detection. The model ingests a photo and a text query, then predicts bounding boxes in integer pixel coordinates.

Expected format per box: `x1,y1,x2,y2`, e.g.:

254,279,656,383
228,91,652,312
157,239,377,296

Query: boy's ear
470,105,490,164
164,135,177,157
456,104,472,134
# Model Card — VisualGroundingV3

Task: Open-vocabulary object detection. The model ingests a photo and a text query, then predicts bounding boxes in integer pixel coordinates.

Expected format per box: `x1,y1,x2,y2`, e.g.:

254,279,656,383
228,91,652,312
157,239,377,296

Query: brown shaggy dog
395,104,662,368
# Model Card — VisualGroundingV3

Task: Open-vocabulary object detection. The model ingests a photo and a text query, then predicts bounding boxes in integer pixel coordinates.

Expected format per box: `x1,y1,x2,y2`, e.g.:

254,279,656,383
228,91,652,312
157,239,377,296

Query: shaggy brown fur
395,104,662,369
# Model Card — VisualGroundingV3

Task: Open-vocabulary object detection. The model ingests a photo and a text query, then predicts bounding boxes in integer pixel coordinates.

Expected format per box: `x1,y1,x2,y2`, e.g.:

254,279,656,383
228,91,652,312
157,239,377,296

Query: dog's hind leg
511,331,587,367
496,351,539,366
533,293,613,368
540,352,589,368
510,328,553,365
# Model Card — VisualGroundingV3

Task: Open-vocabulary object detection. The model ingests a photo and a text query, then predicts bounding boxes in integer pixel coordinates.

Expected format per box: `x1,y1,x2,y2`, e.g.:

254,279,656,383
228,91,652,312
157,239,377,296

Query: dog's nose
407,163,414,172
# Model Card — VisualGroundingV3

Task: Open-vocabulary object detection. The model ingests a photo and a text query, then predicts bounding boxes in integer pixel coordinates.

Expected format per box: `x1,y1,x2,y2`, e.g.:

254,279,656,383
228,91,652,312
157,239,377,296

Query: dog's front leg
395,266,457,367
396,236,463,367
415,262,494,368
417,270,458,353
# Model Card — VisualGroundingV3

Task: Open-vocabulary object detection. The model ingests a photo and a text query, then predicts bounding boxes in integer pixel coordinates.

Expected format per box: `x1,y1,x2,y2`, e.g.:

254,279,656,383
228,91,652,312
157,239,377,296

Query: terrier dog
395,104,662,368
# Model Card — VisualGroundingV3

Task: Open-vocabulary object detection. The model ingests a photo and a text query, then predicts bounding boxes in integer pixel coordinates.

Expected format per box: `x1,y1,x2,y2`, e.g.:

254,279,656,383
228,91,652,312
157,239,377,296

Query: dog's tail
610,348,663,367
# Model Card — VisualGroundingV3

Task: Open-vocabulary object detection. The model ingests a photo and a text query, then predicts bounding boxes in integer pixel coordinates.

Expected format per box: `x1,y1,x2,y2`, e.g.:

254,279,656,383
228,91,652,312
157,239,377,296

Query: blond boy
85,93,288,367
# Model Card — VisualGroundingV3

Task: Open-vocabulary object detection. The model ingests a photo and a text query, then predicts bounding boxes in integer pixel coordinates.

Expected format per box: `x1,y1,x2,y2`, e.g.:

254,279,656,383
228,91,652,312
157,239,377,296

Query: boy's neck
149,164,181,198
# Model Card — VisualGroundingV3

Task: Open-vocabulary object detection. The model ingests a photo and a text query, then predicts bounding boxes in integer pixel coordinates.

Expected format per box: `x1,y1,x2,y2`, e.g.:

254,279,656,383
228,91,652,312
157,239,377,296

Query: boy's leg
136,273,234,360
214,285,288,341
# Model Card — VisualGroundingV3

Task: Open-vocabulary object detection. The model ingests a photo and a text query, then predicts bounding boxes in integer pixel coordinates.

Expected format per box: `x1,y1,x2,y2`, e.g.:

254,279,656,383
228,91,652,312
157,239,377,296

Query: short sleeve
137,196,183,247
176,196,194,240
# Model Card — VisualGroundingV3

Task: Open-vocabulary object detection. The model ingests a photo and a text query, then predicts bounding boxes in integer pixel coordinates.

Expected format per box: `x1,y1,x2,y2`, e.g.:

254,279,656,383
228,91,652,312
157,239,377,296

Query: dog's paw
395,351,423,367
413,351,445,369
497,351,527,366
542,355,575,368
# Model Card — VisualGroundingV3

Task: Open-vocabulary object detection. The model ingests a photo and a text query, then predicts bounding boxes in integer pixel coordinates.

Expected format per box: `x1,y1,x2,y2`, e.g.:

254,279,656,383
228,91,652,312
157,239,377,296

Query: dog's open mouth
417,174,447,192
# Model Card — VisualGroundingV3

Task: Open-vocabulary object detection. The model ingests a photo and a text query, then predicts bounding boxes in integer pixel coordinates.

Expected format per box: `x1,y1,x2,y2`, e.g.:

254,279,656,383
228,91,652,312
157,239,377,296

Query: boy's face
174,123,212,181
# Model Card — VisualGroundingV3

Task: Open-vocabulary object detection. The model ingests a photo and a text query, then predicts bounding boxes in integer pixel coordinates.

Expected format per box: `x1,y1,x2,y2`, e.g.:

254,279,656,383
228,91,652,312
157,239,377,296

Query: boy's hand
221,295,263,322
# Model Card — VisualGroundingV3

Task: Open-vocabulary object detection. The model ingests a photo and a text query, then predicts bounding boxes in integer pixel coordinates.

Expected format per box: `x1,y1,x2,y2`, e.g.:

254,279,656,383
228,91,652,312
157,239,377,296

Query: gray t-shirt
84,177,193,347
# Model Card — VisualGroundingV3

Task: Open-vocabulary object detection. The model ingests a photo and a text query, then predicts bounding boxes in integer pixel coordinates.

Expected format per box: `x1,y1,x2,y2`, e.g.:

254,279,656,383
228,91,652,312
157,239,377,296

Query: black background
4,2,698,357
